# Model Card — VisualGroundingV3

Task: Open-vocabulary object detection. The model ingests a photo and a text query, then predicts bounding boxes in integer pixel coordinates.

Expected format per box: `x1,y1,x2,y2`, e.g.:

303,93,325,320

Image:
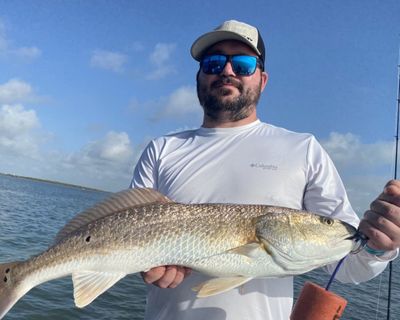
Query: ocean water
0,174,399,319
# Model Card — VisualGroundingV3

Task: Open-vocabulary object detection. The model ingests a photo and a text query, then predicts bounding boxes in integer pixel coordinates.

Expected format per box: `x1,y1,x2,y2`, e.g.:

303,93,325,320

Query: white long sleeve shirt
131,120,394,320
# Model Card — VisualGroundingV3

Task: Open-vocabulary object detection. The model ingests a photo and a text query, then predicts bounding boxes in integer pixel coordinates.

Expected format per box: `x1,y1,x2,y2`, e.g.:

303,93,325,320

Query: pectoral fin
72,271,126,308
227,242,266,258
193,276,253,297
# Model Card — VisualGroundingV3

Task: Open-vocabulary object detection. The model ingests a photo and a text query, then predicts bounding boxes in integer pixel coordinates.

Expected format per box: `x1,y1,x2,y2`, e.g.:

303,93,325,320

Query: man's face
197,40,268,122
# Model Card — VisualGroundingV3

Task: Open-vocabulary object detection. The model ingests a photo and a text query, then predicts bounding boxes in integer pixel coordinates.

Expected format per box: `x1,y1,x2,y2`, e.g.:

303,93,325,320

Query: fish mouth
346,229,369,254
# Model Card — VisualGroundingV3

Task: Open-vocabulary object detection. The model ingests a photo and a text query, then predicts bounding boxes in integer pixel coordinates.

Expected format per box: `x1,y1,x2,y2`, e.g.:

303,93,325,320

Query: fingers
359,180,400,251
359,211,397,250
156,266,184,289
142,266,166,284
379,180,400,206
370,198,400,226
141,266,192,289
384,179,400,193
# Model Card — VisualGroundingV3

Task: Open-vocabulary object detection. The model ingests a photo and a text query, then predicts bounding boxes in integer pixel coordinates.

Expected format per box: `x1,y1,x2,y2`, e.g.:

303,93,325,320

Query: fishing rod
387,45,400,320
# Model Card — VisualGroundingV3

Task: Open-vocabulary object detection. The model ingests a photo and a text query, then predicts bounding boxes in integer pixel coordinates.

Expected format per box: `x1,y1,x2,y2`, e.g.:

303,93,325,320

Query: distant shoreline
0,172,106,193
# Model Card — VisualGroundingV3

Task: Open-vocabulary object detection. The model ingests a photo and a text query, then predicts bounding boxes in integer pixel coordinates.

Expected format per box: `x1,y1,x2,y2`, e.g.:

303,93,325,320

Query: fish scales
6,203,259,283
0,188,357,319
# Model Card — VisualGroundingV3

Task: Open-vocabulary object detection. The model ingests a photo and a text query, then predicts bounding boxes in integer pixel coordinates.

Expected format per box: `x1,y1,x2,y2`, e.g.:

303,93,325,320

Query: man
131,20,400,320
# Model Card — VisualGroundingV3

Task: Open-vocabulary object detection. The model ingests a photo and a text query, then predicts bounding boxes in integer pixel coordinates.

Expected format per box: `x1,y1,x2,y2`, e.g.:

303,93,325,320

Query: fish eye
321,217,334,226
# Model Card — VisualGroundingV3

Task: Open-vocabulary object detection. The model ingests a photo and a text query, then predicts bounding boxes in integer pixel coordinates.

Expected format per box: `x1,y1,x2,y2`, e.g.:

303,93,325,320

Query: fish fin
0,261,28,319
72,271,126,308
55,188,172,243
227,242,266,258
193,243,266,266
193,277,253,297
258,238,273,255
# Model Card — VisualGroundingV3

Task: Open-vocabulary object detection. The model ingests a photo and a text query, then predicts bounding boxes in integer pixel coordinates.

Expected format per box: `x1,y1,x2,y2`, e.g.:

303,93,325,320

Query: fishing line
325,255,346,291
296,46,399,320
324,231,367,291
375,272,384,320
386,44,400,320
291,233,366,319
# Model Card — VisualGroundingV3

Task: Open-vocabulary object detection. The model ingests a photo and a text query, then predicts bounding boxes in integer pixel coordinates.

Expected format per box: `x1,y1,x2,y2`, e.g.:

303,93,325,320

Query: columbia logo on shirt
250,163,278,171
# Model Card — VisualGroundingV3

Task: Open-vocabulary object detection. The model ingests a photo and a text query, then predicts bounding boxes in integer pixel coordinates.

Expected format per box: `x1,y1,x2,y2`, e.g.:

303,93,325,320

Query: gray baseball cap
191,20,266,63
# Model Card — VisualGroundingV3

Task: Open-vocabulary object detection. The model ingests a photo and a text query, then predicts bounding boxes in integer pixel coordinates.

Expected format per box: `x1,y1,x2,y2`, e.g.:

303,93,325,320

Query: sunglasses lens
201,55,227,74
201,55,260,75
231,56,258,75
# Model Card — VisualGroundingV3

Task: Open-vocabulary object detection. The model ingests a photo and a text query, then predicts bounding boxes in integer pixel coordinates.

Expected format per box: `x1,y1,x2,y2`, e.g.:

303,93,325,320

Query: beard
197,76,262,122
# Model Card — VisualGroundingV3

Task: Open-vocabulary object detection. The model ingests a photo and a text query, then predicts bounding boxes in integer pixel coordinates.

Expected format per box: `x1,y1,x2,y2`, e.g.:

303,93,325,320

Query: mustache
211,77,242,90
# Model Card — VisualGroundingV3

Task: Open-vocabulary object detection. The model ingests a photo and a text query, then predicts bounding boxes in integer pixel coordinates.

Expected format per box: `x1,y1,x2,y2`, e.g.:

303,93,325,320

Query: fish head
255,212,357,273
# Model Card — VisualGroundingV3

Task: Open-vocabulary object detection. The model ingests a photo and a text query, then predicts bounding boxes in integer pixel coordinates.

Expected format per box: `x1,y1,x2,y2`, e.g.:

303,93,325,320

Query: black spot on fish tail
85,236,91,242
3,268,10,282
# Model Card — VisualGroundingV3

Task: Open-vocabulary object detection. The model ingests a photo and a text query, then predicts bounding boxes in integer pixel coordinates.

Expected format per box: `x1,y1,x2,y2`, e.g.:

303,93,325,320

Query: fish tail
0,261,25,319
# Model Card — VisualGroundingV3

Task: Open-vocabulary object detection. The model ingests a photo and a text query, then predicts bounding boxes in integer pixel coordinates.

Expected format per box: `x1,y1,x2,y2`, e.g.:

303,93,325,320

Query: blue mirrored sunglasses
200,54,264,76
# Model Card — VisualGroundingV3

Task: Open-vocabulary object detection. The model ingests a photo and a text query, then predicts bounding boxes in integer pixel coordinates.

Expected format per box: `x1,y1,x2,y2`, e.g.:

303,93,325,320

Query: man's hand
141,266,192,288
359,180,400,251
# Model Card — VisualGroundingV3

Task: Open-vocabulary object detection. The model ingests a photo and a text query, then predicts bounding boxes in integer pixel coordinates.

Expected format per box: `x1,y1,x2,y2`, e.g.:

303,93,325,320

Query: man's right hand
141,266,192,288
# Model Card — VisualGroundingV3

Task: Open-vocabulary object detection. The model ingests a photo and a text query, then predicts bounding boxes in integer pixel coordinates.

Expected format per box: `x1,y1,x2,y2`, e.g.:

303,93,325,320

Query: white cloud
0,79,35,104
82,131,133,163
12,46,41,59
0,104,41,156
0,76,135,191
321,132,392,169
131,86,201,121
162,86,201,117
149,43,176,65
0,104,39,134
0,126,137,191
0,20,41,61
146,65,176,80
342,175,390,214
90,50,128,73
54,131,136,190
146,43,176,80
0,78,45,158
0,80,136,191
320,132,393,215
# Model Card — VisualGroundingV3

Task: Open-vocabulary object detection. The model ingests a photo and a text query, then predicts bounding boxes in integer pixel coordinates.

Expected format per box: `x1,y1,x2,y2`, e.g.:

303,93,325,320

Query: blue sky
0,0,399,214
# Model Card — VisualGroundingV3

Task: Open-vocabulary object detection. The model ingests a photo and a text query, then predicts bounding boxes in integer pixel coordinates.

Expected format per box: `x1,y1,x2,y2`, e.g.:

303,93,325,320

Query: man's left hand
359,180,400,252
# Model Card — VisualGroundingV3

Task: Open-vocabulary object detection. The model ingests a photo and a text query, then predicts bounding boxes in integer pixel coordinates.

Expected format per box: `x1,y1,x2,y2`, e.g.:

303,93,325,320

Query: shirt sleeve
324,249,397,284
130,140,159,189
303,136,359,227
303,136,396,283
